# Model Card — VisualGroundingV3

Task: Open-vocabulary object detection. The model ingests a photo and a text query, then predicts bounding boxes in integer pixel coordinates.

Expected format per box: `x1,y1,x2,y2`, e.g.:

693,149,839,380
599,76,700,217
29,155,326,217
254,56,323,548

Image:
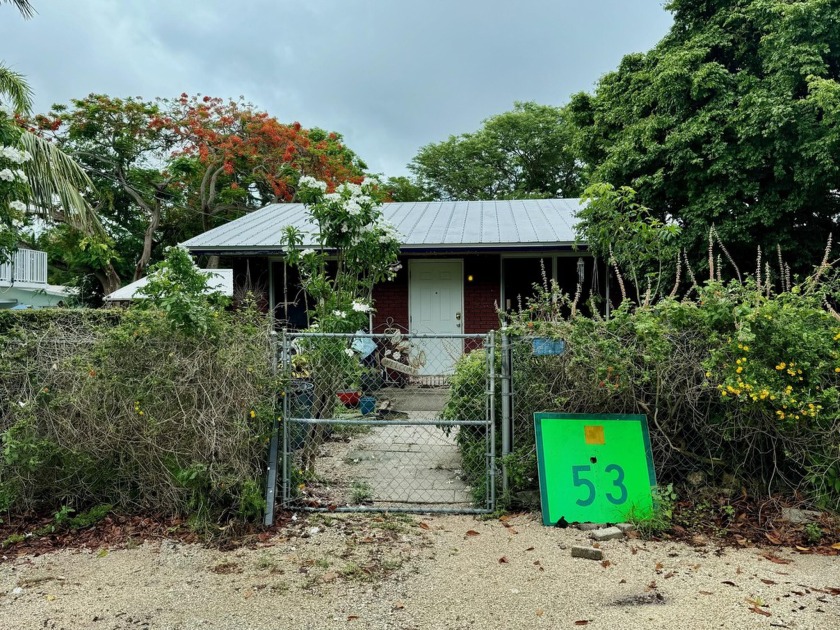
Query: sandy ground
1,513,839,630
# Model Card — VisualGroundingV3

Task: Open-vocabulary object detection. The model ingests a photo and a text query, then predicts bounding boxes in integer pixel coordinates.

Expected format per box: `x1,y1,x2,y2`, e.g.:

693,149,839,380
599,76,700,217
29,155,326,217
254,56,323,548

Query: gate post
263,330,280,526
500,332,511,498
487,332,496,510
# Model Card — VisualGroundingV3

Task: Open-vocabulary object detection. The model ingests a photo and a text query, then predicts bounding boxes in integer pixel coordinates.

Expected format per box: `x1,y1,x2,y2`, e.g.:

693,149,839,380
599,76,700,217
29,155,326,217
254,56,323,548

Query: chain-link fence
276,332,495,514
501,331,731,501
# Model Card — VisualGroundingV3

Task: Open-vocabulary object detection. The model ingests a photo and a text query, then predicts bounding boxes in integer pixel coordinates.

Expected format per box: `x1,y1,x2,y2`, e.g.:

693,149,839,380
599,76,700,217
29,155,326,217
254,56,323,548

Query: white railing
0,248,48,285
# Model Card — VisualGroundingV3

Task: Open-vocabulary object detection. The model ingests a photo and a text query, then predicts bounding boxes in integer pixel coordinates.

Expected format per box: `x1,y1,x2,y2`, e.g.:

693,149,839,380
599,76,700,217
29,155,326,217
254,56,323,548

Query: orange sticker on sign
584,425,605,445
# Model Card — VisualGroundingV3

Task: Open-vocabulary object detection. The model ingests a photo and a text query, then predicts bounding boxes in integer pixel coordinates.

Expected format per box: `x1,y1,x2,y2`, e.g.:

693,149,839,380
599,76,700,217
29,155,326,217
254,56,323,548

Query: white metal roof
104,269,234,302
181,199,582,253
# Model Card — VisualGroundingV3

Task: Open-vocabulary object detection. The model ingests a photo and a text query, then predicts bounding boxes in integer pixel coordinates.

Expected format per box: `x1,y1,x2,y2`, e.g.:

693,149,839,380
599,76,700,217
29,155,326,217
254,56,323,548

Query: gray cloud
1,0,672,175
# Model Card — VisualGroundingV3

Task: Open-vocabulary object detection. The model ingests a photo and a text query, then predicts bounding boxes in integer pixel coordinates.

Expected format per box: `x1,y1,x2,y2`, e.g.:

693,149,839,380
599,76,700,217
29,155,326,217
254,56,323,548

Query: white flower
344,348,355,358
325,192,341,203
0,146,31,164
14,169,26,183
332,310,346,319
351,301,371,313
300,248,315,257
0,168,14,182
298,175,327,193
344,199,362,216
9,200,26,212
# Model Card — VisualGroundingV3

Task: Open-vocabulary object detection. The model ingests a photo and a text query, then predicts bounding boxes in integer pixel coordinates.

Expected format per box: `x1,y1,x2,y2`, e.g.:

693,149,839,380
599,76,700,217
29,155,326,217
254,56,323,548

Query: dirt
2,513,839,629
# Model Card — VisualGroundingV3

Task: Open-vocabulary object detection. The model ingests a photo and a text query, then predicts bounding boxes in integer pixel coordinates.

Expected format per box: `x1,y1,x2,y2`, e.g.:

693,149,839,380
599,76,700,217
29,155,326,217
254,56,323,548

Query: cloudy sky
1,0,672,176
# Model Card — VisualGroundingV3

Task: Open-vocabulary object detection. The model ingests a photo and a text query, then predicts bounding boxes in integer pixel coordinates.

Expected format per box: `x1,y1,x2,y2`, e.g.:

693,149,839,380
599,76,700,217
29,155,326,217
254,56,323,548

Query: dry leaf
722,581,737,587
418,522,430,530
393,601,405,610
465,530,480,537
601,560,611,569
321,572,338,583
760,579,776,585
347,615,359,621
525,546,535,551
830,543,840,550
736,566,743,575
499,556,509,564
699,590,714,595
536,609,544,617
763,554,792,565
765,532,782,545
655,561,664,572
795,546,811,552
749,605,771,617
574,621,590,626
664,571,676,579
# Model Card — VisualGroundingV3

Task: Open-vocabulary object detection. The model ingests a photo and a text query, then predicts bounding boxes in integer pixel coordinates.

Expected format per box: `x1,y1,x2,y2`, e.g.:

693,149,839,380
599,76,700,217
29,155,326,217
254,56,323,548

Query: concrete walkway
313,387,478,509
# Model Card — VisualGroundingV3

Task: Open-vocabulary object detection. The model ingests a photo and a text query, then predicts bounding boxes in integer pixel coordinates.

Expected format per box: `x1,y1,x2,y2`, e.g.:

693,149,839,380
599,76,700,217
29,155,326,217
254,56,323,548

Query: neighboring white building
104,268,234,304
0,248,74,309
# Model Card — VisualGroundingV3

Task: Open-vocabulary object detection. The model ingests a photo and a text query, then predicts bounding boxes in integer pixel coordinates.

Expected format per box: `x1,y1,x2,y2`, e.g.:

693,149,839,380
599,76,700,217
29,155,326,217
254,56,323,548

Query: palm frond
2,0,35,19
18,131,104,234
0,63,33,113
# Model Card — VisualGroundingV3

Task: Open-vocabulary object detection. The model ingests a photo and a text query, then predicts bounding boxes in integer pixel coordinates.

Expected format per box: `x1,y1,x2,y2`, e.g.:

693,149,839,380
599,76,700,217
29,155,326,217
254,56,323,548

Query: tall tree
33,94,366,292
569,0,840,272
409,101,583,200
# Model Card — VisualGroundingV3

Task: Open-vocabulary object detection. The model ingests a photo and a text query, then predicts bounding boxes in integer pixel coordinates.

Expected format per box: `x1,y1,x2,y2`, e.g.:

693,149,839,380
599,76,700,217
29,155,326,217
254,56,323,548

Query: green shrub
0,305,278,524
446,266,840,513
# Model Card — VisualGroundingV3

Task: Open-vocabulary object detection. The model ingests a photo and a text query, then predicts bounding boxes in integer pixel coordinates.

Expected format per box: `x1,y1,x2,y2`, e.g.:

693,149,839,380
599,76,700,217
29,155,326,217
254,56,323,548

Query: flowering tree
282,176,401,332
0,103,30,260
281,175,401,471
34,94,366,295
164,95,365,235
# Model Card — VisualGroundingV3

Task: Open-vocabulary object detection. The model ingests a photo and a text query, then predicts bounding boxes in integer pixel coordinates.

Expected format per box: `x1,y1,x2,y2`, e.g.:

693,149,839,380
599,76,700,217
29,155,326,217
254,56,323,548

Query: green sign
534,413,656,526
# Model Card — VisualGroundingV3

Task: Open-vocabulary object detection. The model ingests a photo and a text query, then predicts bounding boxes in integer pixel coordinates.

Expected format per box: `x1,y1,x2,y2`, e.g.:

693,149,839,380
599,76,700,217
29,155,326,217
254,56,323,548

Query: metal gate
266,331,495,518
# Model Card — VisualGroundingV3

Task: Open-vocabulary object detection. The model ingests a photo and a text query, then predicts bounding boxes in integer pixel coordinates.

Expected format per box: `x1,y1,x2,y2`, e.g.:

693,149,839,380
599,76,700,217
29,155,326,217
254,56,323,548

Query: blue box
531,338,566,356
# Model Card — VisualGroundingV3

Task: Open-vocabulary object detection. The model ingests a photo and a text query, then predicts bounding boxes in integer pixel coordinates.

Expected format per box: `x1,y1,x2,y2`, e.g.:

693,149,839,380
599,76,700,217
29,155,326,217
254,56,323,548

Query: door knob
455,312,462,320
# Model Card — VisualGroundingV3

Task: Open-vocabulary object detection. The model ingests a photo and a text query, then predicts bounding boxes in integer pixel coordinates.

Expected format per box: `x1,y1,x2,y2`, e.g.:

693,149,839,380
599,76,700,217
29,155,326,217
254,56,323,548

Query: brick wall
464,254,500,334
371,254,500,334
372,258,409,330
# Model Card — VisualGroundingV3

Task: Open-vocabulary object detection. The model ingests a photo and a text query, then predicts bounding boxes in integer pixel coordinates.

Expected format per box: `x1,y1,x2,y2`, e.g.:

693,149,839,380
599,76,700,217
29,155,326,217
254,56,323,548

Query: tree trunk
133,205,161,281
94,261,122,296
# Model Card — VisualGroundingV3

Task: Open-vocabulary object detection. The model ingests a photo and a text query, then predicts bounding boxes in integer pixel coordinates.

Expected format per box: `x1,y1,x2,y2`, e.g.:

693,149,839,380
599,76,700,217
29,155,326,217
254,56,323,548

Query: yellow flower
835,367,840,373
138,411,144,416
776,362,786,371
743,345,750,352
705,371,712,378
736,366,743,374
250,410,256,418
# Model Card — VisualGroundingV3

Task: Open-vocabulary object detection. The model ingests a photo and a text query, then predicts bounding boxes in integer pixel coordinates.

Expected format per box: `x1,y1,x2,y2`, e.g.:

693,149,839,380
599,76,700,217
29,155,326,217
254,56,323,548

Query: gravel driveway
1,513,838,629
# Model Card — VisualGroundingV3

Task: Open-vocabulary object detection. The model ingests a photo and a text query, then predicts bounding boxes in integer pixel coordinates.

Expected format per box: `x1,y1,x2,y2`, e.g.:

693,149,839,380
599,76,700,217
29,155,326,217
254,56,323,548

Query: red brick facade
371,254,501,334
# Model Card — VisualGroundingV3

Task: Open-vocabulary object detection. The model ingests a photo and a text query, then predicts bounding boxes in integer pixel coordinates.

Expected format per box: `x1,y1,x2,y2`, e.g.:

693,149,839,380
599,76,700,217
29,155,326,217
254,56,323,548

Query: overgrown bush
0,250,278,526
450,262,840,513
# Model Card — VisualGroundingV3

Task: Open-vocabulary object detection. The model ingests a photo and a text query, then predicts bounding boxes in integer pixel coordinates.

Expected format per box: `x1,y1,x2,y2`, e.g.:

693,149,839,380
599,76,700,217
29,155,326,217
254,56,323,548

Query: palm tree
1,68,99,231
2,0,35,19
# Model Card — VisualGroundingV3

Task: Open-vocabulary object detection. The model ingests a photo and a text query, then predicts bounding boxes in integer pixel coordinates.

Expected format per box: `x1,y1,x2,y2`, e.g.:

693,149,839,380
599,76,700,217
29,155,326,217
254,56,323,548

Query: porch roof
181,198,582,254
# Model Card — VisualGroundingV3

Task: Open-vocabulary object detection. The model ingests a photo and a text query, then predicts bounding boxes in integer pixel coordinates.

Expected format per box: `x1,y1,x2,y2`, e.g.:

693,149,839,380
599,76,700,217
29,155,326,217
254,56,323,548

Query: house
103,268,234,305
181,199,608,336
0,247,74,309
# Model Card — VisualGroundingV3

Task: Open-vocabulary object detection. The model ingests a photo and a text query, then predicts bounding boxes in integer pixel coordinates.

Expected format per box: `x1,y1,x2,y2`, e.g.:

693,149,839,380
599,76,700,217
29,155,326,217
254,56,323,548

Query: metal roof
181,198,582,253
104,269,234,302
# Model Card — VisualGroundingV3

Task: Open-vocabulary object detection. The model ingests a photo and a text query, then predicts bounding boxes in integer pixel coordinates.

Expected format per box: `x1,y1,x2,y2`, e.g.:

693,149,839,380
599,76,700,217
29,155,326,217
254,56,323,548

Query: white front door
408,260,463,375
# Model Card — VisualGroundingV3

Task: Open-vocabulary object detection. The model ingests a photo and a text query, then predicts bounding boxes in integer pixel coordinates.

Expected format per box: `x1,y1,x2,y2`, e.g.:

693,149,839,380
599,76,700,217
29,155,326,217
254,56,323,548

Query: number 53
572,464,627,506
